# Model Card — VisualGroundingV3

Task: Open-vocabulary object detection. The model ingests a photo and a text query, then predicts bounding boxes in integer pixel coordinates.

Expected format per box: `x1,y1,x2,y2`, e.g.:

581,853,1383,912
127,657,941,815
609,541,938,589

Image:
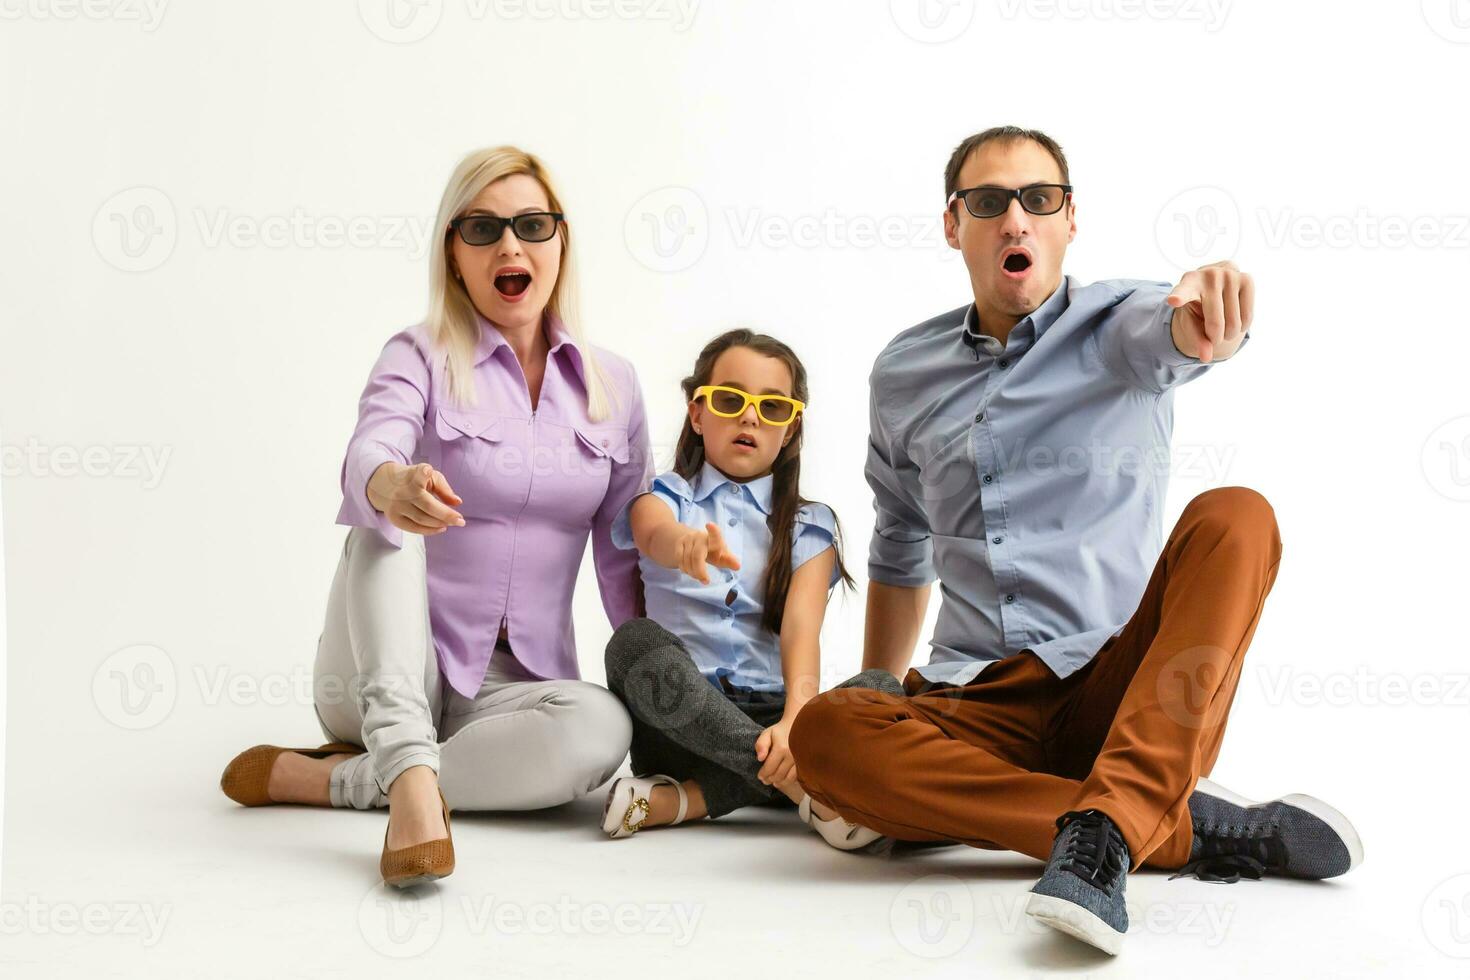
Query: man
789,126,1361,956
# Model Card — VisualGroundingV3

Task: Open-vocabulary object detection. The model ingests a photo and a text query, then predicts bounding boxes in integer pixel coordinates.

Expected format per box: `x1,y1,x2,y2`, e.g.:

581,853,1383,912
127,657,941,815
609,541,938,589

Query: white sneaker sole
1025,892,1124,956
1195,777,1364,873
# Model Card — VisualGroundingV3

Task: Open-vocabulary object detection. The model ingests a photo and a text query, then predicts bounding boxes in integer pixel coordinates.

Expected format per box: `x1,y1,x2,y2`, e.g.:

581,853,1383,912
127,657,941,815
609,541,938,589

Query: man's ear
1066,198,1078,245
943,205,962,251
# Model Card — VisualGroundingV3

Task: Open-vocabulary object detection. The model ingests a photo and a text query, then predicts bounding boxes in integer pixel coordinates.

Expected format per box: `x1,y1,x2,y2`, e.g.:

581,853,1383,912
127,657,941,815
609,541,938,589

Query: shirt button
998,359,1009,368
983,474,993,484
992,536,1003,544
1005,593,1016,603
974,410,984,423
727,517,738,527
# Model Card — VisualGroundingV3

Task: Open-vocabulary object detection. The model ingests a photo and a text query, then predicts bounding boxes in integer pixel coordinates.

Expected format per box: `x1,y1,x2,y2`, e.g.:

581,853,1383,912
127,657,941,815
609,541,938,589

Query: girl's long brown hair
673,329,855,635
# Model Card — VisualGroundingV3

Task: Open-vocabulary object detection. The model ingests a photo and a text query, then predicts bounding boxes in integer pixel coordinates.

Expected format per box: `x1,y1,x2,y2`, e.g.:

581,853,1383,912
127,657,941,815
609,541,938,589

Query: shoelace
1171,818,1286,883
1054,810,1127,893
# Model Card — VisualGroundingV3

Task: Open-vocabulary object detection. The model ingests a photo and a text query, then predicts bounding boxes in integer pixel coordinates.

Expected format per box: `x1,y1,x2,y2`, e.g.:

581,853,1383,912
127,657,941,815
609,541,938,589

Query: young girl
599,329,893,849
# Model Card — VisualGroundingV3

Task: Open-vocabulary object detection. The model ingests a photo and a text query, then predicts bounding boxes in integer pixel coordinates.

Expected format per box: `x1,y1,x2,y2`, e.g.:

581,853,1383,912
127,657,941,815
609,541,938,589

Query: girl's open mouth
733,434,758,452
494,268,532,300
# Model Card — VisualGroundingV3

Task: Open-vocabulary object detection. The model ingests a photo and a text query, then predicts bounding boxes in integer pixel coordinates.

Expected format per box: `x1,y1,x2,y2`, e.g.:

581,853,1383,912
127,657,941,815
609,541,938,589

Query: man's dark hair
943,126,1071,202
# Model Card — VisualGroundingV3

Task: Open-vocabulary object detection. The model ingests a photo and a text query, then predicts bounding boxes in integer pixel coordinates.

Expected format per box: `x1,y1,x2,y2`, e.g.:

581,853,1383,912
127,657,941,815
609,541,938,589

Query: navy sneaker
1174,777,1364,882
1025,809,1130,955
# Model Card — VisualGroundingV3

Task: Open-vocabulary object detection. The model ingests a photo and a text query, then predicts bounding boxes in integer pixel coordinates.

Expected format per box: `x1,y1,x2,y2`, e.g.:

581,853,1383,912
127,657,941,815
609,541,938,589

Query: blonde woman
220,147,651,887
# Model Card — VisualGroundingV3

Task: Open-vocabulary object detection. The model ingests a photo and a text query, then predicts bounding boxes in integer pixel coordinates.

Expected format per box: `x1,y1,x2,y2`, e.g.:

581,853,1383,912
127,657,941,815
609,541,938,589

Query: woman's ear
688,399,703,436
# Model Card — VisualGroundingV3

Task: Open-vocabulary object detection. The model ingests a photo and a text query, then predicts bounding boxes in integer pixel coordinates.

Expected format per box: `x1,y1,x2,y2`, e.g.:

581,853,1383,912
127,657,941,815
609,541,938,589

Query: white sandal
602,775,689,839
799,793,888,851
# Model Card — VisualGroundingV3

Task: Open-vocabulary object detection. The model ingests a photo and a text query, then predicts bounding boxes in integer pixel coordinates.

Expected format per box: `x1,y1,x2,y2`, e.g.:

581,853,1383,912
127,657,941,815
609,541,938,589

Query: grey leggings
312,526,633,811
604,617,903,819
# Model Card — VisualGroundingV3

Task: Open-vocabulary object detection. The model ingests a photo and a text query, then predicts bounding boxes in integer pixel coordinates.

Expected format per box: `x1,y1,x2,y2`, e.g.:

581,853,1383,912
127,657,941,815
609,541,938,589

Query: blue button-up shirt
867,275,1249,686
612,461,841,691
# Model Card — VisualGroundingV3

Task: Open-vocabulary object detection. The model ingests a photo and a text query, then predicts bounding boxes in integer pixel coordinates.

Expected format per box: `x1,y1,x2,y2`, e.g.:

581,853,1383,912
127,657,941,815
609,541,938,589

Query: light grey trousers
312,526,633,811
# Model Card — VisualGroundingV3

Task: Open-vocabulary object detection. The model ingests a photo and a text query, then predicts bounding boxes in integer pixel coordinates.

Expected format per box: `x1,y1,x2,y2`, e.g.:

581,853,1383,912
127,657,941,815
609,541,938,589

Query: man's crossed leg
791,487,1362,955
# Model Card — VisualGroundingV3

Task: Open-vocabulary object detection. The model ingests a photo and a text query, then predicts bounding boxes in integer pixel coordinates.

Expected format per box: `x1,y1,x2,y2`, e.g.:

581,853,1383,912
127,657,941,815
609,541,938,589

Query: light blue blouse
611,460,840,692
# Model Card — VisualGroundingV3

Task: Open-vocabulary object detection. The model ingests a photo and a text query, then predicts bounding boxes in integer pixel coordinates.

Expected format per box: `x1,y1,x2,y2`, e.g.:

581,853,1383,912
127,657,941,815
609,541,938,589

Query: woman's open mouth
1001,248,1033,280
494,267,532,301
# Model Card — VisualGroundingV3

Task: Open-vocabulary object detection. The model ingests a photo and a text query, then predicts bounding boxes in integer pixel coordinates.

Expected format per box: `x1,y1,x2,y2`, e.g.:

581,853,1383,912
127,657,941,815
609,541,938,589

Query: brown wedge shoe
380,788,455,888
219,742,363,807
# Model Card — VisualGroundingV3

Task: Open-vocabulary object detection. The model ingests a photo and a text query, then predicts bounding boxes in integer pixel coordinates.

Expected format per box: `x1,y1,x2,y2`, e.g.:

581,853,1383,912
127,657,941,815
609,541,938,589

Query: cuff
1155,299,1201,368
1156,299,1253,367
336,447,404,549
867,528,936,588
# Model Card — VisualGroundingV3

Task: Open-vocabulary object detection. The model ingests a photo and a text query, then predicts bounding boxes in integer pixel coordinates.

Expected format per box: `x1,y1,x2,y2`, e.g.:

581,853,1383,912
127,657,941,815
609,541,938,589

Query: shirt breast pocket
531,422,630,525
433,407,514,515
572,424,631,466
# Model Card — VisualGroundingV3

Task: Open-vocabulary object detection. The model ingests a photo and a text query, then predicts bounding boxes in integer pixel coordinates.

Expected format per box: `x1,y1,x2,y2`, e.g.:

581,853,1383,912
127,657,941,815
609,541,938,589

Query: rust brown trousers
790,486,1282,871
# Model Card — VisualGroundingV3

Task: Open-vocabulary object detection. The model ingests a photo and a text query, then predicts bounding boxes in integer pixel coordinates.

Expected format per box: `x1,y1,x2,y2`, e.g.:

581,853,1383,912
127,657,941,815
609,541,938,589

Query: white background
3,1,1469,976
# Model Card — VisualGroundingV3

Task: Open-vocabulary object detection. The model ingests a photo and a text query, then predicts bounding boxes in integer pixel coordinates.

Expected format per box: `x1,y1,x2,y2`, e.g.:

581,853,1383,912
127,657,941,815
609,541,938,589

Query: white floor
0,730,1451,979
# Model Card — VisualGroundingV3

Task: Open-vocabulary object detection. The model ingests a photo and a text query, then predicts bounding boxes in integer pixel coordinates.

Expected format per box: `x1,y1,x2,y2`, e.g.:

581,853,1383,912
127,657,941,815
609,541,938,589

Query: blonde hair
426,146,618,420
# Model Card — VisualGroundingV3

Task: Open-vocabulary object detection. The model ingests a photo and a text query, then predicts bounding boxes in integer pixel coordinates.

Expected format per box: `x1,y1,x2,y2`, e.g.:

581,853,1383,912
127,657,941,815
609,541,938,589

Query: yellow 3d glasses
693,385,805,426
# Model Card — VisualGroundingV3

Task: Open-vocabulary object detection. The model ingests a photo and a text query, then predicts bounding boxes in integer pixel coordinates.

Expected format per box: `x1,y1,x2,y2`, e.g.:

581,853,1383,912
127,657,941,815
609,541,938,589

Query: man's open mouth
494,268,532,299
1001,249,1033,275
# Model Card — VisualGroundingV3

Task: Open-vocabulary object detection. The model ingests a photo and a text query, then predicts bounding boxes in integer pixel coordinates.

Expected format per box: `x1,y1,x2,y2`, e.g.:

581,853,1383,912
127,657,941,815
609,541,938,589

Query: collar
962,275,1071,353
472,308,587,385
692,459,775,516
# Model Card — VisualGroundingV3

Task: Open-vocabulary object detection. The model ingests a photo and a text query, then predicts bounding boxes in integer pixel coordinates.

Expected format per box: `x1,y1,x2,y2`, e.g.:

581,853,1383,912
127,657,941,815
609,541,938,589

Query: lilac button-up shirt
335,310,653,697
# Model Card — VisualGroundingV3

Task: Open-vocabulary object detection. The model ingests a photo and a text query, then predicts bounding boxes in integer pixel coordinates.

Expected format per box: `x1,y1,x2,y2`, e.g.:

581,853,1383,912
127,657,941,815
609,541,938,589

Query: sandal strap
614,775,682,835
646,774,689,826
